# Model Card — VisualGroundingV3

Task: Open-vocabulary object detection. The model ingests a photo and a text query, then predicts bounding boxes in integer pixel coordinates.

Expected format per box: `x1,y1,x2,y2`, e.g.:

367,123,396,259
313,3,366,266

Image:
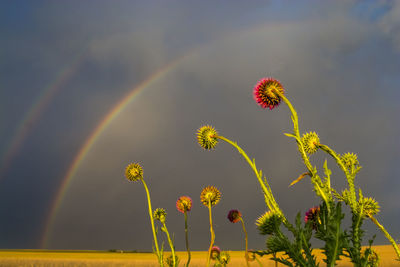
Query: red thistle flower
305,206,320,229
253,77,285,110
176,196,192,213
210,246,221,260
227,209,242,223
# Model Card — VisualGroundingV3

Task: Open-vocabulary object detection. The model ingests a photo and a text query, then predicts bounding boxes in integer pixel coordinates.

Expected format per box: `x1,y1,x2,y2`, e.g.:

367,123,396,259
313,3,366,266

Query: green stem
141,178,163,266
278,93,314,175
351,212,363,264
240,218,250,267
318,144,357,210
318,144,349,177
207,201,215,267
215,135,283,219
276,92,332,212
184,211,191,267
369,216,400,261
162,222,176,267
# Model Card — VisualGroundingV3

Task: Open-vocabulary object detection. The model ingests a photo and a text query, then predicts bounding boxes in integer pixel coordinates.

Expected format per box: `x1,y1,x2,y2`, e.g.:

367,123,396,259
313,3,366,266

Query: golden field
0,245,398,266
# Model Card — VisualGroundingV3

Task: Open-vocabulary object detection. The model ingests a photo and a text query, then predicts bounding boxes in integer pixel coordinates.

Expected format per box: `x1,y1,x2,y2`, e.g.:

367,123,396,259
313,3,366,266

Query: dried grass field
0,245,398,266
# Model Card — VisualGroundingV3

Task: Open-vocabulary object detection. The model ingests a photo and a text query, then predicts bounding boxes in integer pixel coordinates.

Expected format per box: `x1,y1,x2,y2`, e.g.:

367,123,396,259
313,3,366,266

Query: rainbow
0,51,86,180
41,53,191,248
40,22,291,248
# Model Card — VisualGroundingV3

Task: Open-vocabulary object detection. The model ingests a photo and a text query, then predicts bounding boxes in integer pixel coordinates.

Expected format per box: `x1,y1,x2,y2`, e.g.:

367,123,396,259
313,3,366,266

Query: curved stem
215,135,283,219
240,218,250,267
141,178,163,266
369,216,400,261
278,93,314,175
162,222,176,267
184,211,191,267
275,92,332,211
206,201,215,267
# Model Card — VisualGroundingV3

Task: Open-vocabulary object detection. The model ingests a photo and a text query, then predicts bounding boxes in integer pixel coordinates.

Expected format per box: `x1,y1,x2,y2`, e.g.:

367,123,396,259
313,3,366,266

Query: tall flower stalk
255,79,333,210
125,163,163,266
227,209,250,267
200,186,221,267
176,196,193,267
154,208,177,267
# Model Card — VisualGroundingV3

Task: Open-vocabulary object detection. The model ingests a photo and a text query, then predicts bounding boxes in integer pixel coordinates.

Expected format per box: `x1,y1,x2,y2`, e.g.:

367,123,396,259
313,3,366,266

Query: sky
0,0,400,252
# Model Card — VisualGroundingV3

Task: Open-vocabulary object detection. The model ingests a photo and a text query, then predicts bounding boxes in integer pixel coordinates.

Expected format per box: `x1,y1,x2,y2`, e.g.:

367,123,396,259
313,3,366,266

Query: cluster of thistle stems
125,165,254,266
196,82,400,266
124,78,399,266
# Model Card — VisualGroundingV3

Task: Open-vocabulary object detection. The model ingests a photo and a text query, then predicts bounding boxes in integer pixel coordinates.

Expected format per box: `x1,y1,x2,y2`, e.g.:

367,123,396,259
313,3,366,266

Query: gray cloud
1,1,399,253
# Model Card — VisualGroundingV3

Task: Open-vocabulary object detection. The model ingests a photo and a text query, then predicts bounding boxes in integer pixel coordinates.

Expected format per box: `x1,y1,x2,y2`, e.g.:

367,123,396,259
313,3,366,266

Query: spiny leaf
289,172,310,187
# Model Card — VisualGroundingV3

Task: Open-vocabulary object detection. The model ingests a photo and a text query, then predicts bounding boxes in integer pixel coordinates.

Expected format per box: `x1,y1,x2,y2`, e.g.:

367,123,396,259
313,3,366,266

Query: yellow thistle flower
197,125,219,150
360,197,380,217
200,186,221,207
153,208,167,224
341,152,360,170
302,132,320,154
367,249,380,267
256,211,281,235
219,251,231,265
125,163,143,182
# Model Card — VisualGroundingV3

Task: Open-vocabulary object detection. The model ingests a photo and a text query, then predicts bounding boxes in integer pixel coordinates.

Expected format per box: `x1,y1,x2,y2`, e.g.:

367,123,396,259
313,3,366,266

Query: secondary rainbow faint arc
0,51,86,180
41,53,190,248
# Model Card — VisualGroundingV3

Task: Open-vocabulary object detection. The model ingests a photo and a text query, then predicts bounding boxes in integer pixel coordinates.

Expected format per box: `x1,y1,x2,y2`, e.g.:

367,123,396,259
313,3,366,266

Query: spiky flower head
255,211,281,235
305,206,321,229
302,132,320,154
197,125,219,150
219,251,231,265
253,77,285,110
227,209,242,223
153,208,167,224
367,249,380,267
176,196,192,213
200,186,221,207
360,197,380,218
125,163,143,182
210,246,221,260
341,152,360,170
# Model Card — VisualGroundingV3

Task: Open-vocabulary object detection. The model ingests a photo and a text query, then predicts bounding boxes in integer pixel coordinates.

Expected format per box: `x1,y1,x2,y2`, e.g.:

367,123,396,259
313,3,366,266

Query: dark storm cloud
0,1,399,252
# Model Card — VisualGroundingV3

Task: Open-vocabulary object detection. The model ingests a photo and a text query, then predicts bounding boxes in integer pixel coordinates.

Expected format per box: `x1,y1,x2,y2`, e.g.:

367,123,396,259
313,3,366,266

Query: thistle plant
253,77,400,264
154,208,177,267
215,251,231,267
210,246,221,261
122,75,399,266
196,125,285,223
227,209,249,267
125,163,163,266
210,247,231,267
200,186,221,267
176,196,193,267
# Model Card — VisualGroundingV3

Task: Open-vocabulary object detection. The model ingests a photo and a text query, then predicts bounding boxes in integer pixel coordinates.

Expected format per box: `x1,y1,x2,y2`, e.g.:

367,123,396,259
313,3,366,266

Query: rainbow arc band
40,54,189,248
40,22,297,248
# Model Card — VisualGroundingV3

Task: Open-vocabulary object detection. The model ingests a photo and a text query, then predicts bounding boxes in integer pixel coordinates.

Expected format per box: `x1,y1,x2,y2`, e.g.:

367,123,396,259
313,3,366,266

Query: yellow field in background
0,245,398,266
